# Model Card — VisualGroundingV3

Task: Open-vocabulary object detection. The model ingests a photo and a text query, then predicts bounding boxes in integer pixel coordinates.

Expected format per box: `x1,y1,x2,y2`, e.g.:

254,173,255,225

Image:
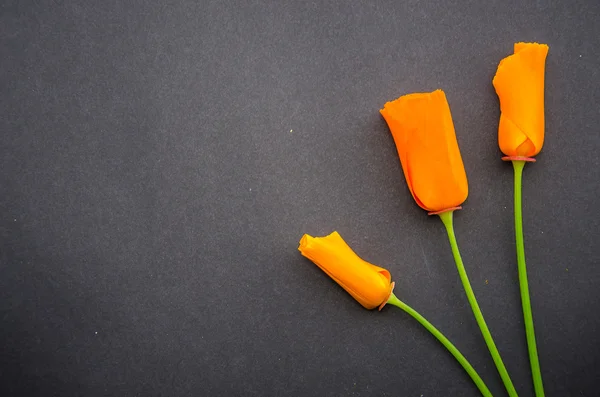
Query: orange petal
380,90,468,212
298,232,393,310
493,42,549,157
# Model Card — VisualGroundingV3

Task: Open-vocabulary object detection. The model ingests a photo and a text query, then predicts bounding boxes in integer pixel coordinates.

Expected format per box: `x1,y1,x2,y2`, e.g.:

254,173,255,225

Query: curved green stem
386,294,493,397
512,160,544,397
438,211,518,397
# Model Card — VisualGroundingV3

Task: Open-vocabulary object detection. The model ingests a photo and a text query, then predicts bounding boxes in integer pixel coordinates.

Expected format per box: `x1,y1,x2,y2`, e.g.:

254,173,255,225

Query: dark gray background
1,0,599,396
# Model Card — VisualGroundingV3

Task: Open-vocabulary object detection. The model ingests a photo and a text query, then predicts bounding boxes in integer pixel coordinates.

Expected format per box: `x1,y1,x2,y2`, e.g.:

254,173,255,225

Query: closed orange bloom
493,42,549,158
380,90,468,213
298,232,393,310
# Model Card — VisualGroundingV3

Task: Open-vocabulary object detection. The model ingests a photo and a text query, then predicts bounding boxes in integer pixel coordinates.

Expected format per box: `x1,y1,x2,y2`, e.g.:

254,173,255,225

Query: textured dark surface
1,0,599,396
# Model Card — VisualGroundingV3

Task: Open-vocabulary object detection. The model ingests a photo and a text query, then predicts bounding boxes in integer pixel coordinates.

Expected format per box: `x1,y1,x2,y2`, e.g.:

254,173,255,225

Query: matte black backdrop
1,1,599,396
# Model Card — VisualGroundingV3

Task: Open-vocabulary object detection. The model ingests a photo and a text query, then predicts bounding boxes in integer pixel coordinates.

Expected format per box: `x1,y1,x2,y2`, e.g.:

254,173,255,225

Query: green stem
386,294,493,397
438,211,518,397
512,160,544,397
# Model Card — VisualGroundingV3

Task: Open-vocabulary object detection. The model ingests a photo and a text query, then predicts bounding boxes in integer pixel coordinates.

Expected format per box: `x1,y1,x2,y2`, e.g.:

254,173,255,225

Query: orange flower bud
298,232,393,310
493,42,549,158
380,90,468,213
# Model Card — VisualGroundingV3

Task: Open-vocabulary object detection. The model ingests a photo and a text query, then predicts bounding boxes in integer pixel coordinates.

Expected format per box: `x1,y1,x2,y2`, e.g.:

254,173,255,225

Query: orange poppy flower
298,232,394,310
380,90,468,213
493,42,549,158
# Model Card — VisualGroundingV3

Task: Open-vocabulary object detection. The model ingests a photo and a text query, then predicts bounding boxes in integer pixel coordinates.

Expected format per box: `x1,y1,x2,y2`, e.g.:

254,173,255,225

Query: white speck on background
290,129,293,133
95,331,98,334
